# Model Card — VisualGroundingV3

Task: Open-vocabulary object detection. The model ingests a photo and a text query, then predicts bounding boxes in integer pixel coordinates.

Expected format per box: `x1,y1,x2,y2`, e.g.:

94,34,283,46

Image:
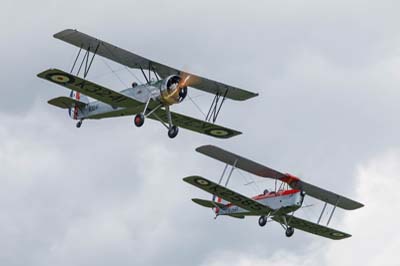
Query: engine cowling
159,75,188,105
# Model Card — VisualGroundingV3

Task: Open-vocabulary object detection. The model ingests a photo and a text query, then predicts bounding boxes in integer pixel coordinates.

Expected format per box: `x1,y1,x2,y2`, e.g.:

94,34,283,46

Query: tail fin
213,196,228,215
68,91,89,120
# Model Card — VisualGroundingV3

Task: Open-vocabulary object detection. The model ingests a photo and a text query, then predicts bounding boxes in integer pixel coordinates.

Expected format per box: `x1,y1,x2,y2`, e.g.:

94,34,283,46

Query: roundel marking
51,74,70,83
195,178,209,186
331,232,345,237
205,128,235,139
46,72,75,85
209,129,229,137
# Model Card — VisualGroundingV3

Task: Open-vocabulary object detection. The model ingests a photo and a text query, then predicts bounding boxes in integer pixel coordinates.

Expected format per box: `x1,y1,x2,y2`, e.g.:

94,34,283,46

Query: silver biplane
184,145,364,240
37,29,258,138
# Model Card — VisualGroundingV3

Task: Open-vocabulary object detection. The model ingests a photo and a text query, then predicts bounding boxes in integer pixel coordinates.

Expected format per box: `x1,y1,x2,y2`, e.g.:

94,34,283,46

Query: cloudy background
1,0,400,265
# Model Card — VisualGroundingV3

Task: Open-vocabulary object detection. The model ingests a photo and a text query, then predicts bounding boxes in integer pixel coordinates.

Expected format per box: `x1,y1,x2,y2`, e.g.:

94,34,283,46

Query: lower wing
272,215,351,240
183,176,271,214
149,109,241,139
38,68,143,108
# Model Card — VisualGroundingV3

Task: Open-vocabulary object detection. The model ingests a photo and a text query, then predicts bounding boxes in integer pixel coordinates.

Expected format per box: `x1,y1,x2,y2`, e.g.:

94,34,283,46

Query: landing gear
285,226,294,237
258,216,267,227
134,113,145,127
76,120,83,128
168,125,179,138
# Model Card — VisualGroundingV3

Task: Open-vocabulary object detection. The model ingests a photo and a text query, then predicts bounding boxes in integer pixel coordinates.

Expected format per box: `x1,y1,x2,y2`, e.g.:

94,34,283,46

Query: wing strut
211,159,238,203
316,196,340,226
70,42,100,78
205,89,228,123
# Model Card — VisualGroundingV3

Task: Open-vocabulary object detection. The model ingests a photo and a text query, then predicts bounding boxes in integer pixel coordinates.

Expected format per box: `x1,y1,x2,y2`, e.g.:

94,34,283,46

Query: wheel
285,226,294,237
76,120,82,128
134,113,145,127
258,216,267,227
168,125,179,138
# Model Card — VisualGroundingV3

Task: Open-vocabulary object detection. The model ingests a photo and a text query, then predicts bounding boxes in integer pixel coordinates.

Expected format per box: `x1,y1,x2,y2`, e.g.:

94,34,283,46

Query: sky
1,0,400,265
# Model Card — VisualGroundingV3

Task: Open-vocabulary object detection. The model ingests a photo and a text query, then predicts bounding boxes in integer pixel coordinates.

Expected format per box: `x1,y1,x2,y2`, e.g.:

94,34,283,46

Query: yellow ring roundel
331,232,345,237
208,129,229,137
195,178,209,186
50,74,71,83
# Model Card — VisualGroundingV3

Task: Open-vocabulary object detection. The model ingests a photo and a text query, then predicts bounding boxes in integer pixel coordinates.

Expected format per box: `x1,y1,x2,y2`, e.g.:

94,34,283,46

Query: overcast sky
1,0,400,265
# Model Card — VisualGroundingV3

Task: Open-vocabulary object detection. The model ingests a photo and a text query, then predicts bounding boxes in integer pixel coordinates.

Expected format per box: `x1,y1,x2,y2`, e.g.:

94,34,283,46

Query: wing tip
233,92,259,101
53,28,77,39
195,145,224,156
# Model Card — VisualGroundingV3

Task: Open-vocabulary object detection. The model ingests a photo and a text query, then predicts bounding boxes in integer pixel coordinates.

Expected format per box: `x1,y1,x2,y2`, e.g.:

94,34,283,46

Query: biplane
184,145,364,240
37,29,258,138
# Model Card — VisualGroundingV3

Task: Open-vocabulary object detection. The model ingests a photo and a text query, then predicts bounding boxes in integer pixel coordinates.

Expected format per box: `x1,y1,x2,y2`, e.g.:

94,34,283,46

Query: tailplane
47,91,89,120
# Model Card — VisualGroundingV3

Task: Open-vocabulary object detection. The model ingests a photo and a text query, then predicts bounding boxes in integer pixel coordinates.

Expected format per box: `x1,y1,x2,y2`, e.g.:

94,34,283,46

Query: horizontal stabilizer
48,96,87,109
228,214,245,219
149,109,241,139
192,198,226,209
196,145,364,210
183,176,272,214
38,68,143,108
272,215,351,240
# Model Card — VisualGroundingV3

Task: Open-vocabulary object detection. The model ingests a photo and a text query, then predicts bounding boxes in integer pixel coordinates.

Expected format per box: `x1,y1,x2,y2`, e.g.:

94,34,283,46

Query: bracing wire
237,170,260,194
187,94,207,118
124,66,143,85
100,58,128,88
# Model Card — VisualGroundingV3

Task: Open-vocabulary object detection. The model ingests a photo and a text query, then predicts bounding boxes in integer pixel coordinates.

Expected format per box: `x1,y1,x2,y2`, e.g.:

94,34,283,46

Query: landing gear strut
166,106,179,138
258,216,267,227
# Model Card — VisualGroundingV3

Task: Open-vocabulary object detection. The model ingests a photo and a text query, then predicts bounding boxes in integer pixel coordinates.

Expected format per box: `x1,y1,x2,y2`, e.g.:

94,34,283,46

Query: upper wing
37,68,143,108
148,109,241,139
183,175,272,214
196,145,286,179
272,215,351,240
196,145,364,210
287,178,364,210
54,29,258,101
48,96,87,109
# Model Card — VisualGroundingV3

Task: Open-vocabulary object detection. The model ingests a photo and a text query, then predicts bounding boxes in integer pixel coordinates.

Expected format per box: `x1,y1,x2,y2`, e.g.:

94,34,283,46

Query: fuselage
218,189,304,216
69,76,187,120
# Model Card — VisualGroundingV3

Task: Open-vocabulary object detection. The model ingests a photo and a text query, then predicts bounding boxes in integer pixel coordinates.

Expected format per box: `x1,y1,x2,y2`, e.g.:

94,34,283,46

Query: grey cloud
1,0,399,265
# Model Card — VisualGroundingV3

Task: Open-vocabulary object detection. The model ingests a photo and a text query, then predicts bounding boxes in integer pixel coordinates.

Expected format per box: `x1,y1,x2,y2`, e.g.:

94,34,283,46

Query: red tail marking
73,92,81,120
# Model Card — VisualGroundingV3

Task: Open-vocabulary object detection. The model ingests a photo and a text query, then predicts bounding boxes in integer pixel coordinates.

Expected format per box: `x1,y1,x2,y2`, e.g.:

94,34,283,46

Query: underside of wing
48,96,87,109
287,179,364,210
38,68,143,108
54,29,151,69
148,109,241,139
272,215,351,240
183,176,272,214
152,63,258,101
54,29,258,101
196,145,286,178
